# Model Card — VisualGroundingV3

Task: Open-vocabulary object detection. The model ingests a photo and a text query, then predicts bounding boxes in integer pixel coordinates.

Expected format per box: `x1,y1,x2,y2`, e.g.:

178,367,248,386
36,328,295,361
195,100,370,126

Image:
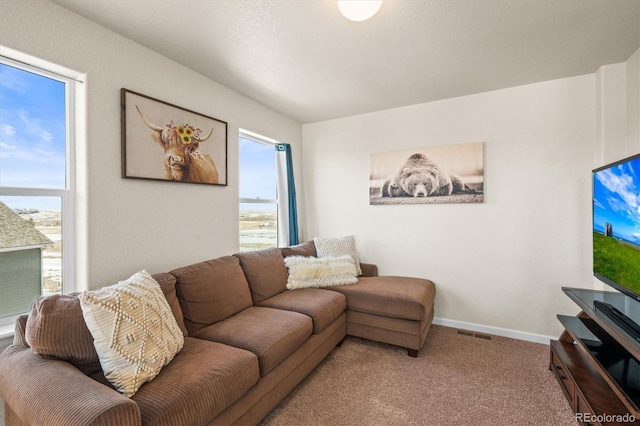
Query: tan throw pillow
79,270,184,398
314,235,362,275
284,255,358,290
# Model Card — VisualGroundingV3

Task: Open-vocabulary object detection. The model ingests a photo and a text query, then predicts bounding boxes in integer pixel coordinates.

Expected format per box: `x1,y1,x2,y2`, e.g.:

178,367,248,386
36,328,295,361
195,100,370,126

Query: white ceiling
51,0,640,124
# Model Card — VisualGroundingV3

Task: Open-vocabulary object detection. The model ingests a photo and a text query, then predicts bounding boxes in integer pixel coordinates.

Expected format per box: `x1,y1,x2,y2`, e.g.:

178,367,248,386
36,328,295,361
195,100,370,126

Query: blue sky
239,137,277,210
593,157,640,245
0,63,66,210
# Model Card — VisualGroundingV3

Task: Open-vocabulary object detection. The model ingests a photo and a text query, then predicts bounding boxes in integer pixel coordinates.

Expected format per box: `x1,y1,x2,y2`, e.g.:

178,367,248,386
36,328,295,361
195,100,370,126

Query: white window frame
0,55,77,330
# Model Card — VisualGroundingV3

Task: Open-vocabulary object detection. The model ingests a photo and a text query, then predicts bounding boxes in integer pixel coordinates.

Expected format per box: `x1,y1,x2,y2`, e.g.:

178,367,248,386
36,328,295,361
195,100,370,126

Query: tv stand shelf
551,287,640,425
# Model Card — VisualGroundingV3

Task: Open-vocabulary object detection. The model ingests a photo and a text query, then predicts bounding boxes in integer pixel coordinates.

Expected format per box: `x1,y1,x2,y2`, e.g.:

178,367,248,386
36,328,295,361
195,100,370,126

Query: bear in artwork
381,153,467,198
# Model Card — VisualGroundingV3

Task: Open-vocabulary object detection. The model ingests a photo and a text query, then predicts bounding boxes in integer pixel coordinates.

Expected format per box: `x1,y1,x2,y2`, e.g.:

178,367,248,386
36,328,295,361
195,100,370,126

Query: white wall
626,50,640,153
302,75,597,339
595,49,640,168
0,0,302,289
596,62,629,165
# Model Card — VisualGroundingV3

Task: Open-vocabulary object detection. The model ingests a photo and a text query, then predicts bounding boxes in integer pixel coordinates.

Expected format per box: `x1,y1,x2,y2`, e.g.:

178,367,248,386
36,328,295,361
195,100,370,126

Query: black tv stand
593,300,640,343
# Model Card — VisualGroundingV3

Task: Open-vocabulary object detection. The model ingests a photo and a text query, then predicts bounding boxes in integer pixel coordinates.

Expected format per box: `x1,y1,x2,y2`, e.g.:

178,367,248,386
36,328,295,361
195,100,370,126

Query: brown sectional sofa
0,241,436,425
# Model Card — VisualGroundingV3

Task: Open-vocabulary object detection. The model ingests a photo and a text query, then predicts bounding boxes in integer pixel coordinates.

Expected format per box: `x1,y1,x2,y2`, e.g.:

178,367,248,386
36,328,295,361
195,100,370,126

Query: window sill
0,324,14,341
0,330,14,351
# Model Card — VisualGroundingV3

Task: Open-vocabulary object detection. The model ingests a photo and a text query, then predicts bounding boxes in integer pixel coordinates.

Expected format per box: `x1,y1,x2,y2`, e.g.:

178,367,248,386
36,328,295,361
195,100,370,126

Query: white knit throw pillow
314,235,362,275
79,270,184,397
285,255,358,290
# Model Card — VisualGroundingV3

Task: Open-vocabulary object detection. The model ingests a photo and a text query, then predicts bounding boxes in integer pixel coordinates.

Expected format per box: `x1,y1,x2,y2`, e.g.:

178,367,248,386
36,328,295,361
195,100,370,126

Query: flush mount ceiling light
338,0,383,22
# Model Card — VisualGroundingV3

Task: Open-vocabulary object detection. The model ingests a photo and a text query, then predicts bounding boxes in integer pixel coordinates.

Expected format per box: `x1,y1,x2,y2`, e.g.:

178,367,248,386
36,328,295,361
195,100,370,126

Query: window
239,133,278,251
0,57,76,329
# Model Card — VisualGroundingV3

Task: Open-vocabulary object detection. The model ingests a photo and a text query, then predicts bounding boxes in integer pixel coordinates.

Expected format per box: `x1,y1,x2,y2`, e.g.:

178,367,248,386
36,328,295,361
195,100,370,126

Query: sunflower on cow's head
167,121,203,145
176,125,192,144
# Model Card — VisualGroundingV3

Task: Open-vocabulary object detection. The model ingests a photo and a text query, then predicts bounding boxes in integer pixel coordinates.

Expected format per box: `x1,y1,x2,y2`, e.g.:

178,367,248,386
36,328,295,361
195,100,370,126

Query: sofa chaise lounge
0,240,436,425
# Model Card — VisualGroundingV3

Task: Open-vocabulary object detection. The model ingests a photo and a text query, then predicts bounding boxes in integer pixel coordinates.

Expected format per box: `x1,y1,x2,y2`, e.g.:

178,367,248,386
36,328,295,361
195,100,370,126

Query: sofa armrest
360,263,378,277
0,345,140,426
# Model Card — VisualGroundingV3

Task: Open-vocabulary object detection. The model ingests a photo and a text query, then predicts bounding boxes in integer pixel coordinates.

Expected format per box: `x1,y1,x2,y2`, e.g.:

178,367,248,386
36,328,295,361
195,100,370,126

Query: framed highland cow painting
369,142,484,205
121,89,227,186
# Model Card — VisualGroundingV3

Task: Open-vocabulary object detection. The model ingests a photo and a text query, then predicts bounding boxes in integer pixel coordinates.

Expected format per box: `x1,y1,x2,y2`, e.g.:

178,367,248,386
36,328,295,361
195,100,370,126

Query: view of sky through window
239,136,277,210
0,63,66,210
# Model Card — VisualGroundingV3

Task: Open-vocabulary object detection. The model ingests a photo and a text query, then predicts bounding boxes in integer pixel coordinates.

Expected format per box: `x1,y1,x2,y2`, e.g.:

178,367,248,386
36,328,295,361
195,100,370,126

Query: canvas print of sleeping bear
369,142,484,205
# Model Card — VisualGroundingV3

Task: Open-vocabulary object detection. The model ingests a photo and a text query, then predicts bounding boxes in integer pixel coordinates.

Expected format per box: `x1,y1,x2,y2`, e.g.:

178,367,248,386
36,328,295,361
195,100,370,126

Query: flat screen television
593,153,640,303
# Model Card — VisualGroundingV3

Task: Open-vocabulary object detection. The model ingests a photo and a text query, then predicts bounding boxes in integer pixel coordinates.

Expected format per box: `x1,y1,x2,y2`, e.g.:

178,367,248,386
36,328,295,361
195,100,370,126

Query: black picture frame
121,89,227,186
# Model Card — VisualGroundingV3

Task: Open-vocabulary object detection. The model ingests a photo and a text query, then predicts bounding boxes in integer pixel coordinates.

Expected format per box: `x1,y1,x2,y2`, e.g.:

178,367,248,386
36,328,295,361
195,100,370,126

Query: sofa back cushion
171,256,253,334
152,272,188,336
25,294,101,375
281,240,317,259
234,248,288,304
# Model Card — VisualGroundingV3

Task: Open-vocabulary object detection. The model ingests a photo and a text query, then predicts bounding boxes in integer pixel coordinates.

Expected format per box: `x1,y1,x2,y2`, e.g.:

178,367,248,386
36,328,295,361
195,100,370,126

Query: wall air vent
457,329,492,341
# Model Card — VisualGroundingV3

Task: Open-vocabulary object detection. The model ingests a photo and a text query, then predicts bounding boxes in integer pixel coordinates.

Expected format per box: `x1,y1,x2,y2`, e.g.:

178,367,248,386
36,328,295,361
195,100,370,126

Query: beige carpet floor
260,325,576,426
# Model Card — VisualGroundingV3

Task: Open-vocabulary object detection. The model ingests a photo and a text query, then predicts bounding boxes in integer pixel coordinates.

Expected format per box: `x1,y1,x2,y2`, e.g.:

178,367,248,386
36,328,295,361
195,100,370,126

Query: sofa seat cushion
328,276,436,321
258,289,346,334
191,307,312,376
130,337,259,425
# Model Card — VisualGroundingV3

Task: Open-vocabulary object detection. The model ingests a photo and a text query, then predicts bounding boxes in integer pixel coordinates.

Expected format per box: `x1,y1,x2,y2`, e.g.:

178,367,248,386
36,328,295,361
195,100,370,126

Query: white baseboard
432,317,556,345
